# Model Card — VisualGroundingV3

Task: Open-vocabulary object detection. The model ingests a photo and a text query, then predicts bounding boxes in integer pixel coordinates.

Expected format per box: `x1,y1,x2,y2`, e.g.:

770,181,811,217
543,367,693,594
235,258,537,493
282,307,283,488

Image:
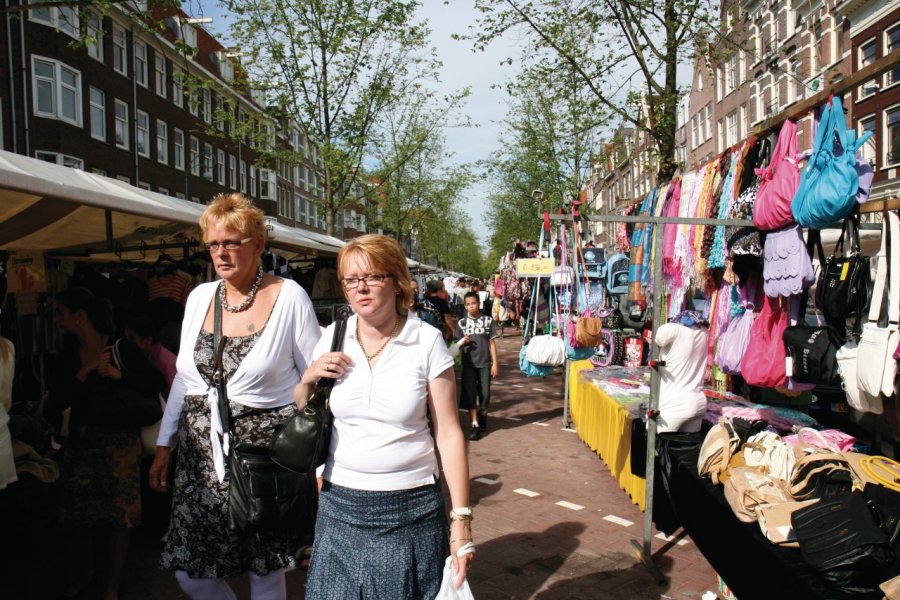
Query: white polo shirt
315,312,454,491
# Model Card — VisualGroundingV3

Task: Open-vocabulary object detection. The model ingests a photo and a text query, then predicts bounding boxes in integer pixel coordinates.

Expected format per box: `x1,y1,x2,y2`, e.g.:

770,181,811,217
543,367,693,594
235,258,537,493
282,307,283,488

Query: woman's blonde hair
199,193,266,240
338,234,413,315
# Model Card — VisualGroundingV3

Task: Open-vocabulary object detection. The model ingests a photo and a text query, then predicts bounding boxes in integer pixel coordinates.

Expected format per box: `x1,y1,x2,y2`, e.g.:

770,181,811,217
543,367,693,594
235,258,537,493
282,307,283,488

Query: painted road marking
603,515,634,527
474,477,499,485
655,532,689,546
513,488,540,497
556,500,584,511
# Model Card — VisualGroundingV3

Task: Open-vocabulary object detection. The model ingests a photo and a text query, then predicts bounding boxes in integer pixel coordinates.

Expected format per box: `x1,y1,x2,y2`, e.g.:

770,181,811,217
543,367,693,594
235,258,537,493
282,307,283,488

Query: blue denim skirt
305,481,449,599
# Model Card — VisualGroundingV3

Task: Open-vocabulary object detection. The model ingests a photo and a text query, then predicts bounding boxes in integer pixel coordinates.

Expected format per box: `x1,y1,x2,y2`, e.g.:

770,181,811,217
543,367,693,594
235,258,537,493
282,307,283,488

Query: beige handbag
723,466,791,523
756,499,819,547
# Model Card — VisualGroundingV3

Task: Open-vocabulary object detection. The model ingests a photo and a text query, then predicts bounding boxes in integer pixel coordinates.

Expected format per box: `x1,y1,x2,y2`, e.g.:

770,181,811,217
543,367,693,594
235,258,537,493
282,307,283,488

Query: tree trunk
656,0,680,181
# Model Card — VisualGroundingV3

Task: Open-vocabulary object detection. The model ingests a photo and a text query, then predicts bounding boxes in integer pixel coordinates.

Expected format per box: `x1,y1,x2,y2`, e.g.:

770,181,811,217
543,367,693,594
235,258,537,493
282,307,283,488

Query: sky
197,0,515,250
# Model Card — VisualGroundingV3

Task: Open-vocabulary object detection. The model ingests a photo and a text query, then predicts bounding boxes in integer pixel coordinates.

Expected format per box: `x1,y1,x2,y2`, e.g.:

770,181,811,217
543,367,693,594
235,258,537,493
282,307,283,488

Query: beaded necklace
358,316,402,361
220,265,264,313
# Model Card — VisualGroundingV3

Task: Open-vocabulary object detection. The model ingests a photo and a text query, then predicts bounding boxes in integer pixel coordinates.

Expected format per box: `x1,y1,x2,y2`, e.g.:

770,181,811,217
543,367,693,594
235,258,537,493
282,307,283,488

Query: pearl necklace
220,265,264,313
358,317,402,361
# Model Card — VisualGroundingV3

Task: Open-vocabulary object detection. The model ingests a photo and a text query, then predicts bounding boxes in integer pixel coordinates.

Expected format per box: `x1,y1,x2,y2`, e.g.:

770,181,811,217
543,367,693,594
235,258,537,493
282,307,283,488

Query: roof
0,150,344,261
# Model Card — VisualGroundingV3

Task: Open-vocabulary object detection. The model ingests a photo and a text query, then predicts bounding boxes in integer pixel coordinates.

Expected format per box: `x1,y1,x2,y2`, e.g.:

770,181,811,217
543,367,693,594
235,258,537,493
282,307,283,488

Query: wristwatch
450,507,474,522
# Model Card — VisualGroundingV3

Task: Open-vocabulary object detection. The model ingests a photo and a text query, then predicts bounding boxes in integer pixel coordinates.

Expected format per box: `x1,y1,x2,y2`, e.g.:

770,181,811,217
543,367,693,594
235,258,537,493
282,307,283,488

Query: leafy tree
469,0,716,180
221,0,440,236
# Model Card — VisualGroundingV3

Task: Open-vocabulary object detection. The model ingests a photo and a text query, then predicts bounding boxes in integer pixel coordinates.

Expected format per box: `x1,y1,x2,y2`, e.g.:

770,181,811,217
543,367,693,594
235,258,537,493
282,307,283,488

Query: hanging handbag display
815,215,871,328
269,319,346,474
214,298,317,535
792,96,874,230
741,295,790,388
763,224,815,298
782,313,843,387
753,120,800,232
857,210,900,398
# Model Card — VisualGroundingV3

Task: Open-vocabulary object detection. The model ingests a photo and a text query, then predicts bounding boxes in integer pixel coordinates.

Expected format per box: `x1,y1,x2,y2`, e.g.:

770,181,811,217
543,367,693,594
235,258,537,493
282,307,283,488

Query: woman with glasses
296,234,474,599
149,193,321,600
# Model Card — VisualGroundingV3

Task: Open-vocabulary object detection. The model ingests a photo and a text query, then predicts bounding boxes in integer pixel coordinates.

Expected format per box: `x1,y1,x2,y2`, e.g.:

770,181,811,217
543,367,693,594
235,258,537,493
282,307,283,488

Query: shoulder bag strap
309,319,347,408
213,288,231,434
888,211,900,326
867,215,890,325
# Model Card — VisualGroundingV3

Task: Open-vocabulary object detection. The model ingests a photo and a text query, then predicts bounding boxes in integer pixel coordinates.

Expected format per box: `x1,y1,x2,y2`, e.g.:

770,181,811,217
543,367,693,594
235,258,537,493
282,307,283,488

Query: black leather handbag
792,490,895,595
214,296,317,535
269,319,346,474
815,216,871,328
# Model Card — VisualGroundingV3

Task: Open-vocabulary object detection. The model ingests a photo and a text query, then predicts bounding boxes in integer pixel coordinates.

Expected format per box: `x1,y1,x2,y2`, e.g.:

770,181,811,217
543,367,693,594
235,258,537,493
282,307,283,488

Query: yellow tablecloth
569,360,646,510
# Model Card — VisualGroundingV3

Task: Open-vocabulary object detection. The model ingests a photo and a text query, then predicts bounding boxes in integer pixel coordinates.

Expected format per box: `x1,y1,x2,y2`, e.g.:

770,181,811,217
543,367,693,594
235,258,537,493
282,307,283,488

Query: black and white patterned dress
159,329,304,578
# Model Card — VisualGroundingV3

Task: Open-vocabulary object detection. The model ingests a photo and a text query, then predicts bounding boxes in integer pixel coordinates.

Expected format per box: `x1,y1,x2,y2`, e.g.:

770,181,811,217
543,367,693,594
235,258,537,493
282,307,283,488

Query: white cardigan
157,279,320,480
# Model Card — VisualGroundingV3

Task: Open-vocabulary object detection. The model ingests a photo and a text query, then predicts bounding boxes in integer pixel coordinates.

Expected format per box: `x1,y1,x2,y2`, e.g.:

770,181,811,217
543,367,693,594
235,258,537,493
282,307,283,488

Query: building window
726,55,737,95
229,155,237,188
136,110,149,157
791,59,804,101
134,40,147,87
138,181,151,190
259,169,276,200
240,160,247,193
86,13,103,61
250,166,257,197
114,99,128,148
887,25,900,89
887,106,900,167
202,88,211,123
175,192,185,200
726,111,737,148
112,23,127,75
703,104,712,141
216,96,225,131
202,142,213,180
174,128,184,170
216,149,225,184
190,136,199,175
32,57,82,126
188,88,199,117
157,119,168,164
154,54,167,98
859,39,877,100
29,1,78,38
35,151,83,169
858,115,876,167
89,86,105,141
158,187,168,196
814,23,826,71
172,70,184,108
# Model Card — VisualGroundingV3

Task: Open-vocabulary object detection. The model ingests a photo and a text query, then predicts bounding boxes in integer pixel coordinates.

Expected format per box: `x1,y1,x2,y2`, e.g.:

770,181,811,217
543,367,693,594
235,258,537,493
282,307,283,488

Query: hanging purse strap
888,211,900,327
213,290,231,434
868,212,894,326
311,318,348,401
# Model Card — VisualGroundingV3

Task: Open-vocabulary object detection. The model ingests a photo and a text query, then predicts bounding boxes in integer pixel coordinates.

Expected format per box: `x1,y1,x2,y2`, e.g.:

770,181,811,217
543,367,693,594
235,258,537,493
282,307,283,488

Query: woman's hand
149,447,171,493
95,350,122,380
294,352,353,408
449,519,474,588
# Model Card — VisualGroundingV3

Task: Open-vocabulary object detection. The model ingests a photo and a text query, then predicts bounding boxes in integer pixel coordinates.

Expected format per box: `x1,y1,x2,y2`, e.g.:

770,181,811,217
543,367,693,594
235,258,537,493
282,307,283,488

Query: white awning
0,150,343,260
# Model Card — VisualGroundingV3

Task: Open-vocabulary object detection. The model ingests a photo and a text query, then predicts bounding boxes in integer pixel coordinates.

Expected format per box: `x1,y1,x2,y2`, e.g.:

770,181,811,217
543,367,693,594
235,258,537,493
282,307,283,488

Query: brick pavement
54,333,722,600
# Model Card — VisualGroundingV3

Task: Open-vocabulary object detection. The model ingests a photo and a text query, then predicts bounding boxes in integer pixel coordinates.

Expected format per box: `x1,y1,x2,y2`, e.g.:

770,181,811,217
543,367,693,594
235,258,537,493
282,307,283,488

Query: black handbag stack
214,295,318,536
815,215,872,335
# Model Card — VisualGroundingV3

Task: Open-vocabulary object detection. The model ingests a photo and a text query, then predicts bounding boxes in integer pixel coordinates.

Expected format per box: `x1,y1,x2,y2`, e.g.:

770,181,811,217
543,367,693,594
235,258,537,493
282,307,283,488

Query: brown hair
337,234,412,315
199,193,266,240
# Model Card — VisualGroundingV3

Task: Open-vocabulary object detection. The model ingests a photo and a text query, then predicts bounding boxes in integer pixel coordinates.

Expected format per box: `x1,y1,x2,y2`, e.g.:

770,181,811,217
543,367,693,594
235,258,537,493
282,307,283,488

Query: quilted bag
763,224,815,298
741,295,789,388
792,96,874,229
753,120,800,231
857,210,899,398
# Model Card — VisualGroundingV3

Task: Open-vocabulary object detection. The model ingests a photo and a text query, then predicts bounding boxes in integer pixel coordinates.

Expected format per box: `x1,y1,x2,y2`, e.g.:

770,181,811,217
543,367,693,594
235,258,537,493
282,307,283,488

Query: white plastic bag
435,556,475,600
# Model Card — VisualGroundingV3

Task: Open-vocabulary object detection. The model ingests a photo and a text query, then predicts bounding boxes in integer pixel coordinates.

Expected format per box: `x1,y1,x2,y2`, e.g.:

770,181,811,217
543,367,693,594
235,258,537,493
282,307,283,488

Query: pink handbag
741,296,789,388
753,120,800,232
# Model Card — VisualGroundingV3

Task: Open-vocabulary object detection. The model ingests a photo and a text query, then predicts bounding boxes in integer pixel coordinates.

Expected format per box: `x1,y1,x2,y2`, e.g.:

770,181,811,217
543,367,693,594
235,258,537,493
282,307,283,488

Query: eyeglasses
340,274,391,289
206,238,253,252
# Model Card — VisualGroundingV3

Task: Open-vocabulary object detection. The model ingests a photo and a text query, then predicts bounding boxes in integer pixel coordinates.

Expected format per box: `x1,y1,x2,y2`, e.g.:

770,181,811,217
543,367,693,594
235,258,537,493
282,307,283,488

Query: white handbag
836,340,883,414
524,335,566,366
856,210,899,398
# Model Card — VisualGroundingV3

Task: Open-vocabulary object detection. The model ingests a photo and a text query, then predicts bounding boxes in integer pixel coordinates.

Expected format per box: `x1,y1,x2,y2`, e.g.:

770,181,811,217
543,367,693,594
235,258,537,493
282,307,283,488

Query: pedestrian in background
456,291,499,440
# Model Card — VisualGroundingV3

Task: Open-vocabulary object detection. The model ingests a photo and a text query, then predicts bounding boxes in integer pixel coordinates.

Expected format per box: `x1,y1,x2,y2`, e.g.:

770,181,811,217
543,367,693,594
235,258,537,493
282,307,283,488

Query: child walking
456,292,499,440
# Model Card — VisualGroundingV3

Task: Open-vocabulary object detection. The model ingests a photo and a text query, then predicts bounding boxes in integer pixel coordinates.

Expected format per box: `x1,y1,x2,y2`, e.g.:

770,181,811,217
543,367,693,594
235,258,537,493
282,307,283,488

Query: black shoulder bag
815,214,871,335
215,295,317,536
269,318,346,474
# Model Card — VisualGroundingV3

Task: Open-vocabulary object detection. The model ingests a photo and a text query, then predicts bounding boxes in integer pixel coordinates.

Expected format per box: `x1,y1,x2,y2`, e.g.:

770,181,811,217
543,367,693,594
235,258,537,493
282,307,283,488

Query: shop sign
516,258,555,277
7,250,47,293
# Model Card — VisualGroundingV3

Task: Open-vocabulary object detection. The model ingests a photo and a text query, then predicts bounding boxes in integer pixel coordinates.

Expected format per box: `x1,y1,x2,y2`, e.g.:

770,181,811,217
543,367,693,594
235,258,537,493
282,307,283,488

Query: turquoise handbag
791,96,873,229
518,346,553,377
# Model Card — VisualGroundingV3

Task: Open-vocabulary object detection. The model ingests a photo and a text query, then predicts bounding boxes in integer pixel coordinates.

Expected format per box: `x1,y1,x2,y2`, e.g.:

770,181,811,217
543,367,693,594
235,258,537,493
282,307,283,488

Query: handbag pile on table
698,419,900,596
